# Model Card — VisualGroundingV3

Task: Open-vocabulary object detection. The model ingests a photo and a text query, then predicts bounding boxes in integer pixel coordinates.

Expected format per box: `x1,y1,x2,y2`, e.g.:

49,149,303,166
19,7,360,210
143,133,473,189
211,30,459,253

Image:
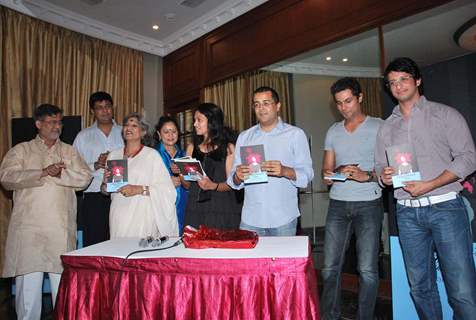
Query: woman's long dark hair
192,103,237,159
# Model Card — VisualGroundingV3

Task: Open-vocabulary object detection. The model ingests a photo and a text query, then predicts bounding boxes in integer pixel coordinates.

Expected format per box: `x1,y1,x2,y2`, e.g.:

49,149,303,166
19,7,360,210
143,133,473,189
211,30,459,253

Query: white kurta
0,136,92,276
108,146,178,238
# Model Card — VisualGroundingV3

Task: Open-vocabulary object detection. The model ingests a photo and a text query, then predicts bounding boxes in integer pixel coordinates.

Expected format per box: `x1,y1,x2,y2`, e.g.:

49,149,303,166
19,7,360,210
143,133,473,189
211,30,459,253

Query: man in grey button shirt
321,77,383,320
375,57,476,319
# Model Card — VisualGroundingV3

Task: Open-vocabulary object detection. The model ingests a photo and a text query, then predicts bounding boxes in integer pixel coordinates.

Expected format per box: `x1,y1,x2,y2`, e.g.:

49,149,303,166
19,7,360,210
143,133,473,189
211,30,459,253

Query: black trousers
81,192,111,247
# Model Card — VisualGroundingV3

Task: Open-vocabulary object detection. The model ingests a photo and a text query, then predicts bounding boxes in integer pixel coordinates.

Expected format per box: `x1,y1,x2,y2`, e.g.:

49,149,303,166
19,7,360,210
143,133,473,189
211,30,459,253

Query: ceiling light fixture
454,17,476,51
342,58,348,62
152,25,159,30
326,56,332,61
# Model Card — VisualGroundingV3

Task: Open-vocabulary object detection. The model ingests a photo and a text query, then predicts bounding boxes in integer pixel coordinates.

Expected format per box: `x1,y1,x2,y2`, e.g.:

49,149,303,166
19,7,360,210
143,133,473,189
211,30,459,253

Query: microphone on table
139,236,169,248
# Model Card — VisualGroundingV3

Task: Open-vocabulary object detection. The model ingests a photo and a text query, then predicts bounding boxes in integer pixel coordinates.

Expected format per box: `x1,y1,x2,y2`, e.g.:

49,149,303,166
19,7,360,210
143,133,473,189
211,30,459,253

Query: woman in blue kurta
154,116,188,234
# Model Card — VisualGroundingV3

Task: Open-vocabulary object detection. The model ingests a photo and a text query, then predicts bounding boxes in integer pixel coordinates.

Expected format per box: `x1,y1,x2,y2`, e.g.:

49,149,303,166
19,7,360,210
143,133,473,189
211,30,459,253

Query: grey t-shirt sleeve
324,124,336,151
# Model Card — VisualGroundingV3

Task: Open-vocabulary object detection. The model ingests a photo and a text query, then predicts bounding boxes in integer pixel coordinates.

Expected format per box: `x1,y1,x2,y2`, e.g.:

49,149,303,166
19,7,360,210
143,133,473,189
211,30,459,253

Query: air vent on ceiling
80,0,103,5
179,0,207,8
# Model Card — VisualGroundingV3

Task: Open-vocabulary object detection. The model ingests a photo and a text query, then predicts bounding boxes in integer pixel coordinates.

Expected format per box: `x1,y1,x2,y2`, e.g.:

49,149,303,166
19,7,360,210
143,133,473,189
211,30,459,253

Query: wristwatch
366,171,373,182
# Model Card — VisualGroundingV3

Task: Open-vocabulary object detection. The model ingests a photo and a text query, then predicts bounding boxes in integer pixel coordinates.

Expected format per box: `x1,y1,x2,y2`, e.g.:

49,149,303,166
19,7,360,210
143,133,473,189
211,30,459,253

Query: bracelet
214,183,220,191
142,185,149,196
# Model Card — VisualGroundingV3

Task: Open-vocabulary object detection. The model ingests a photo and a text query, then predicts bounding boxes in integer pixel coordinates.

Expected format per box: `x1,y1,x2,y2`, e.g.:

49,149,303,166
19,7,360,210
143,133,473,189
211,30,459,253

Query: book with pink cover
106,159,128,192
172,156,206,181
386,144,421,188
240,144,268,184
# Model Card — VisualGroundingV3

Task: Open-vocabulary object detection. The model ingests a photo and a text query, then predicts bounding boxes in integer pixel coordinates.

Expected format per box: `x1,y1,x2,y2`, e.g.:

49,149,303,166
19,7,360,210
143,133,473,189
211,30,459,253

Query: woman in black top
182,103,243,230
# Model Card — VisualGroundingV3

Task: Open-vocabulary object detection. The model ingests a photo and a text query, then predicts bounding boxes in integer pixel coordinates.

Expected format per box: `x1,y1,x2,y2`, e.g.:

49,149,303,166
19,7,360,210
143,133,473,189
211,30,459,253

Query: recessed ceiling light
326,56,332,61
342,58,348,62
152,25,159,30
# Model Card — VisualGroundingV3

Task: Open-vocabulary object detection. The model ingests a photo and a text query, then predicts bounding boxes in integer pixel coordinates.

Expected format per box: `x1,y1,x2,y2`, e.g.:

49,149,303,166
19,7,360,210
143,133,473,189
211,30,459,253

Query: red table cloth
54,237,319,320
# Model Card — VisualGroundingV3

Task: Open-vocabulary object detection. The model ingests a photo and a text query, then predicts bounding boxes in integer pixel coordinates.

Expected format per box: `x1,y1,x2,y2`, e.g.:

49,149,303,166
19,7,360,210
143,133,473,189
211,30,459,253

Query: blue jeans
396,197,476,320
240,218,297,236
321,198,383,320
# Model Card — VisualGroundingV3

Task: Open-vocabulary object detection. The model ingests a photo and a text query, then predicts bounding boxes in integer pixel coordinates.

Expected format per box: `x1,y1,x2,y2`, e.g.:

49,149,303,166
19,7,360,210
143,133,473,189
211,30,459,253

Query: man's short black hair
253,86,280,103
384,57,423,94
33,104,63,121
89,91,113,109
330,77,362,99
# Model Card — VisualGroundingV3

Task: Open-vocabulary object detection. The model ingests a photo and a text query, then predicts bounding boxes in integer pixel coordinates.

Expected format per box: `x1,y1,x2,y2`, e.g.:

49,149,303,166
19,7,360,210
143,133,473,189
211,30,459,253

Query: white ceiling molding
161,0,268,54
263,62,381,78
0,0,267,56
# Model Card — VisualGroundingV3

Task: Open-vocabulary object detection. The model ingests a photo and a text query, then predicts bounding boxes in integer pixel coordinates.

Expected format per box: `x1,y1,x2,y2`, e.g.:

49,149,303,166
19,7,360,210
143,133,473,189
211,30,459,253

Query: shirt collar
256,117,285,134
34,134,60,150
92,119,119,128
392,95,427,118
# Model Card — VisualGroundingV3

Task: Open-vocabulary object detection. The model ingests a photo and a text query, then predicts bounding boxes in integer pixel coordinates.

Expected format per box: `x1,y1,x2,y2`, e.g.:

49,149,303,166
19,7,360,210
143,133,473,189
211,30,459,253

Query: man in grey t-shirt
321,77,383,320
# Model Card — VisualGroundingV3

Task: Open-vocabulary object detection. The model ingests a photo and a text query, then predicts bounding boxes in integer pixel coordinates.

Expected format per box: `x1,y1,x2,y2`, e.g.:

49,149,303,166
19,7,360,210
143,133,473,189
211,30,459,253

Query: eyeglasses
252,100,275,108
387,76,413,88
94,105,113,111
41,120,63,126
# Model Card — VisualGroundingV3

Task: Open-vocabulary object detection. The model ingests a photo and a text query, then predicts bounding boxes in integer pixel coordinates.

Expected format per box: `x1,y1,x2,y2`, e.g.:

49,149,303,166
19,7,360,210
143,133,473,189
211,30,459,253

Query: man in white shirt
73,92,124,246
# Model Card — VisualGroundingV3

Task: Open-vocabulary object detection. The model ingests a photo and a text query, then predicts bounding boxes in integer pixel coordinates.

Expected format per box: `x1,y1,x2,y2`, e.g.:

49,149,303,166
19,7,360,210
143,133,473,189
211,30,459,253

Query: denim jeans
240,218,297,236
396,197,476,320
321,198,383,320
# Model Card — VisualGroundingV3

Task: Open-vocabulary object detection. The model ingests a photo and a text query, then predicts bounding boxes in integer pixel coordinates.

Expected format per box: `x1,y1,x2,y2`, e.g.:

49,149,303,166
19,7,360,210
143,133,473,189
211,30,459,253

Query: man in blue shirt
73,91,124,246
227,86,313,236
321,77,383,320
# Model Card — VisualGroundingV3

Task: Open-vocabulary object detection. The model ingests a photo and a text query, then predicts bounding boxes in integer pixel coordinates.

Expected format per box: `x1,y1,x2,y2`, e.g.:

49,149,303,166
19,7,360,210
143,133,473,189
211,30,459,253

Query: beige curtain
357,77,383,118
202,70,292,132
0,6,144,271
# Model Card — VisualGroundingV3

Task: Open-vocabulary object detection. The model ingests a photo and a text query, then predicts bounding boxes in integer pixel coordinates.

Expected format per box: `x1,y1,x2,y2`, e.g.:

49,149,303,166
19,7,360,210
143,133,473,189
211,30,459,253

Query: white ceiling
1,0,474,68
265,0,476,78
0,0,268,56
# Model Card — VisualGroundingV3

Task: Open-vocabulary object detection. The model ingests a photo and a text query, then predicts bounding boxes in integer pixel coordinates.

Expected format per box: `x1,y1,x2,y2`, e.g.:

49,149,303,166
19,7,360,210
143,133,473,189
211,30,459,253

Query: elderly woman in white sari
102,113,178,238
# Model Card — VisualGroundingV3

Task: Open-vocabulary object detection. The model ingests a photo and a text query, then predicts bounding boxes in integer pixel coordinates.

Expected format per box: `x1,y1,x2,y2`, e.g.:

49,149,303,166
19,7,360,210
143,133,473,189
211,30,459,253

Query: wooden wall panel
164,0,452,112
163,41,202,110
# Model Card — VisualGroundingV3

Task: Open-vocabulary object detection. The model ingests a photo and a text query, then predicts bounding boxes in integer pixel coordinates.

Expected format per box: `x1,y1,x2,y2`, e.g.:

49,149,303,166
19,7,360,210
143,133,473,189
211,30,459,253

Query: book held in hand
106,159,128,192
324,172,348,181
386,144,422,188
240,144,268,184
172,156,206,181
323,163,359,181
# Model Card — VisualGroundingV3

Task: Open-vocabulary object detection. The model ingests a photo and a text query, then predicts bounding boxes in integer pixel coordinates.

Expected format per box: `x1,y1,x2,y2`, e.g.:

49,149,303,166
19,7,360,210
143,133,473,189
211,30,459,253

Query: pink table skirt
55,254,320,320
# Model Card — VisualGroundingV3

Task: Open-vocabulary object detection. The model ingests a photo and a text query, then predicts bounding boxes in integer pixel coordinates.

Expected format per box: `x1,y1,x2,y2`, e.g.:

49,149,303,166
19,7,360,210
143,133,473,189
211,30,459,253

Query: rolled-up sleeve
227,134,245,190
445,108,476,179
290,129,314,188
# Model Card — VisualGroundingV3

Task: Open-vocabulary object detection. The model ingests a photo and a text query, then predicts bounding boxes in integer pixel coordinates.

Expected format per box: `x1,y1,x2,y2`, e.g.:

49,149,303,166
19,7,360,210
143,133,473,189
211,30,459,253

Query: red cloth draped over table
54,254,319,319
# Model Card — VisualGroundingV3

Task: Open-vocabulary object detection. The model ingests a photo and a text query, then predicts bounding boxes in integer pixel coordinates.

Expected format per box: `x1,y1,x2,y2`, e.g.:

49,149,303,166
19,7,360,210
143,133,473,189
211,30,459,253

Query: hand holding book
340,165,371,182
172,156,206,181
385,144,422,188
105,159,128,192
239,144,268,184
323,164,359,182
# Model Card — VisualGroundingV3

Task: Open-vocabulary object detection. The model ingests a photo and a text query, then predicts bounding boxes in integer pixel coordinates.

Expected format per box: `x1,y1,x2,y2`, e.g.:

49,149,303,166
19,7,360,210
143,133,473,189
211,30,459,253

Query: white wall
143,53,164,129
293,74,342,227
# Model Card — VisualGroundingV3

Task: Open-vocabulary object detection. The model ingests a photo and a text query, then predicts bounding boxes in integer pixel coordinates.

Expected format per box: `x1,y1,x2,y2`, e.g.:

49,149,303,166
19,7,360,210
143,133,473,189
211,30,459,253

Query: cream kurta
0,136,92,277
109,146,178,238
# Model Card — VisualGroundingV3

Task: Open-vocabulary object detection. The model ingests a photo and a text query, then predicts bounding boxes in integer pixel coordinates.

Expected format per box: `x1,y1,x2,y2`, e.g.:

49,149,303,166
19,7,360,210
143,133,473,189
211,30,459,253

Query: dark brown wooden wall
163,0,452,113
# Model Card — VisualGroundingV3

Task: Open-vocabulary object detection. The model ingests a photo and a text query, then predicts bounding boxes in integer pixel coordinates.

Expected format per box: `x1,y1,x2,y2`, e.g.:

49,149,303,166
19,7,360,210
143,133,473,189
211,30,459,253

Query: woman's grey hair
123,112,154,146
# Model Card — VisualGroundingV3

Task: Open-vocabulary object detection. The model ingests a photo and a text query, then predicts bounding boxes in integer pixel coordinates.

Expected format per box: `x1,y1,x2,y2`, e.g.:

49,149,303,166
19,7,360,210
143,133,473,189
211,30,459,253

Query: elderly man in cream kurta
0,104,91,320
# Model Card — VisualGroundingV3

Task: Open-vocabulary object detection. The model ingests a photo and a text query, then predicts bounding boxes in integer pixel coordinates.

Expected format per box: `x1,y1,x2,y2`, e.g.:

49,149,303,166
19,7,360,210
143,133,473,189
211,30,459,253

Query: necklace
124,144,144,158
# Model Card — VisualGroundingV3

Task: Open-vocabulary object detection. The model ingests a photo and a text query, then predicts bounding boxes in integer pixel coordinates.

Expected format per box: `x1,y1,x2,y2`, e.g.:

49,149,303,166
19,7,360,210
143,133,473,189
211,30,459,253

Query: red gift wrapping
182,225,259,249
